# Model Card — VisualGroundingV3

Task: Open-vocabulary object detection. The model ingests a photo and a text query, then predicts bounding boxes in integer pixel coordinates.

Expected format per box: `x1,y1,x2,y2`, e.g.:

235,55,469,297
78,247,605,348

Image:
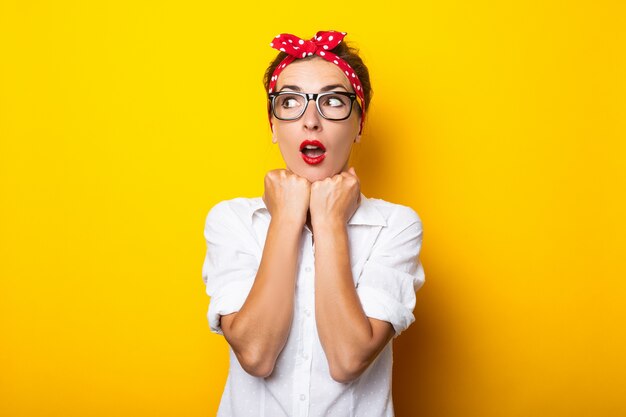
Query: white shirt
202,193,425,417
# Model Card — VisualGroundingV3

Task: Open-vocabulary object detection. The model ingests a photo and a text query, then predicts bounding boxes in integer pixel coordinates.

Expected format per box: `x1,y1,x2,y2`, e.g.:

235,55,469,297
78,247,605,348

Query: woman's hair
263,41,373,113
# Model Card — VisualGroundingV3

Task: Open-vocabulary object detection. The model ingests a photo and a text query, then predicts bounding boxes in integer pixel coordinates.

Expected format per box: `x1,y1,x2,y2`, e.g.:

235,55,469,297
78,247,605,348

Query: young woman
202,30,426,417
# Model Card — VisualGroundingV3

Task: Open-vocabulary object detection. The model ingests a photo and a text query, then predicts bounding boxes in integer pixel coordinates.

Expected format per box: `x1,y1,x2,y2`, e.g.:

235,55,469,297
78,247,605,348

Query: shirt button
304,266,312,272
300,394,306,401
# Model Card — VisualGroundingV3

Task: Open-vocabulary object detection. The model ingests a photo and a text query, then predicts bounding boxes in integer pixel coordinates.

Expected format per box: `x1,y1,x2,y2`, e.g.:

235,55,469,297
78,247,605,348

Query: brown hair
263,41,373,114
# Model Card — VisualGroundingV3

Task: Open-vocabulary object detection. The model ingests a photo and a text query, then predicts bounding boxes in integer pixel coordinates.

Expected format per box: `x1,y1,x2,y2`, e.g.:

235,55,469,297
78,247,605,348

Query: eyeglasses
268,91,358,121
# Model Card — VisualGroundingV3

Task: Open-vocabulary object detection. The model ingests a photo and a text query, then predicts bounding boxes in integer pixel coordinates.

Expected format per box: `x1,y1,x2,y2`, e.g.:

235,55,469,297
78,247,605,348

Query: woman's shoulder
205,196,264,226
363,194,423,228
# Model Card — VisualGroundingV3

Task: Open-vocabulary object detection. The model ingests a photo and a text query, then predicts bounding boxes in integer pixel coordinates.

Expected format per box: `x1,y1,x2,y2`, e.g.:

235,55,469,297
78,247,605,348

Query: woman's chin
286,157,348,182
307,174,329,183
289,167,333,183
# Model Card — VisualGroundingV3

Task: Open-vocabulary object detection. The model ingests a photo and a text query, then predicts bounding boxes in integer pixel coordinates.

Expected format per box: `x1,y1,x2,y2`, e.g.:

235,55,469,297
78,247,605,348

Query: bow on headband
267,30,366,134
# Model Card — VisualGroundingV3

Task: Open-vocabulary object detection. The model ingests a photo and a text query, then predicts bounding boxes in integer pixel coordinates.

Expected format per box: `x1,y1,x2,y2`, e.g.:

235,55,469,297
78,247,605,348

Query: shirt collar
250,192,387,227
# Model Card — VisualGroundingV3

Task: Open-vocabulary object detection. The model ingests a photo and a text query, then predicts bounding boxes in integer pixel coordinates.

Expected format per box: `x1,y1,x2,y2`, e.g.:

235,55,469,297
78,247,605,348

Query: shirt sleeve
355,205,425,338
201,200,260,335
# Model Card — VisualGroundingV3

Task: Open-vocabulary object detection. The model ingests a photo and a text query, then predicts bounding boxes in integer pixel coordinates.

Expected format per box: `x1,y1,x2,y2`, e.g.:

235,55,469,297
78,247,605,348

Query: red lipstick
299,140,326,165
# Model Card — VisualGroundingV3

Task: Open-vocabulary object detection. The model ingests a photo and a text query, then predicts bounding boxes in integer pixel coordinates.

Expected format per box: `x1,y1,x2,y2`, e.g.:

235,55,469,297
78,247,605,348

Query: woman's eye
323,95,346,107
285,99,297,108
281,97,300,108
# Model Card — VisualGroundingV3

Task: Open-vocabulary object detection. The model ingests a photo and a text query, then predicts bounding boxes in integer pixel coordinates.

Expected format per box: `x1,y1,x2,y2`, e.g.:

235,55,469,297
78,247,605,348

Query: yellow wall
1,1,624,416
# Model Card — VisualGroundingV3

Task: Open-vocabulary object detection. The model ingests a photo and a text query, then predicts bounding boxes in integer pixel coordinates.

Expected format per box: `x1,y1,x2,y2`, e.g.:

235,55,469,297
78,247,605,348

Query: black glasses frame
268,91,358,121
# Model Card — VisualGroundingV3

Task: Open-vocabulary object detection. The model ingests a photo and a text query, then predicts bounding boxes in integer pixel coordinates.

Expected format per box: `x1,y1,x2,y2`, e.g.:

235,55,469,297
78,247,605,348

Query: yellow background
1,1,625,416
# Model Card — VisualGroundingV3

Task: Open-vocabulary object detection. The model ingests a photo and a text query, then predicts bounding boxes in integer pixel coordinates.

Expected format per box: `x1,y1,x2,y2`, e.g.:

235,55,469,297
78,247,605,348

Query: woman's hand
262,169,311,226
310,167,361,229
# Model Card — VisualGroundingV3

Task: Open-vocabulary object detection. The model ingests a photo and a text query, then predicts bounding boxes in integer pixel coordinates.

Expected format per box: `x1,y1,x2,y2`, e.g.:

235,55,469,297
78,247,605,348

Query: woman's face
271,56,361,183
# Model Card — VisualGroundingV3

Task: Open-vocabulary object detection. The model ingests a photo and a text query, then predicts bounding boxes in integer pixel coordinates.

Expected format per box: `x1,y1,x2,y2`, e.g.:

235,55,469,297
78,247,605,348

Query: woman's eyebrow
278,84,349,92
320,84,349,92
278,85,301,91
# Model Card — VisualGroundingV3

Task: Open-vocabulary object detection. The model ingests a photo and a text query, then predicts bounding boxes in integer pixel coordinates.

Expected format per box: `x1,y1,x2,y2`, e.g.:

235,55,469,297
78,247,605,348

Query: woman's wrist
271,212,307,230
312,216,346,236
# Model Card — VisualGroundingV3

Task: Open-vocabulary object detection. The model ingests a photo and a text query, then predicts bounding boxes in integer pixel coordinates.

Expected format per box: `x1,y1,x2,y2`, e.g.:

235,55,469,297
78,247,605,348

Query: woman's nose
302,99,321,130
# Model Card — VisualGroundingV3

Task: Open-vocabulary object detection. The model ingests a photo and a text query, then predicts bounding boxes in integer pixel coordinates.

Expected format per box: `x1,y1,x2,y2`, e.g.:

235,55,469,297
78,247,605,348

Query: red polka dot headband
267,30,366,134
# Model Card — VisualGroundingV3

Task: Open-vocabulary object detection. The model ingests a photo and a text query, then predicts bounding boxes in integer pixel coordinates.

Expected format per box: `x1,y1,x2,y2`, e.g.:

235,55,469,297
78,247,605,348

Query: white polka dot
341,32,346,35
352,73,355,77
288,39,292,43
345,71,349,76
282,64,286,68
302,52,306,57
269,88,272,92
320,51,325,56
294,46,299,50
323,45,328,49
317,36,322,41
329,35,334,41
308,52,313,56
357,85,361,90
282,42,286,45
299,39,304,45
280,48,285,52
270,42,274,47
275,35,280,38
333,60,339,64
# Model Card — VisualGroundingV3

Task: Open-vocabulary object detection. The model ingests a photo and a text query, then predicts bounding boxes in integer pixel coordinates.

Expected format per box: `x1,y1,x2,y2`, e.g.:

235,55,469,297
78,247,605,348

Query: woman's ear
354,133,361,143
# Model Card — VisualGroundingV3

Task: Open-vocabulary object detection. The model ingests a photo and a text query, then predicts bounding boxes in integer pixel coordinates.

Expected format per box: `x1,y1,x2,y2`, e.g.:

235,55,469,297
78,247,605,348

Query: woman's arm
310,168,395,383
313,220,395,383
220,169,310,378
220,215,302,377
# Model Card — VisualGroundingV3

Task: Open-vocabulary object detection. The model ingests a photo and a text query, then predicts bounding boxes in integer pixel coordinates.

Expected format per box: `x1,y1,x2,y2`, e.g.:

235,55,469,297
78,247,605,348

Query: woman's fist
310,167,361,229
262,169,311,225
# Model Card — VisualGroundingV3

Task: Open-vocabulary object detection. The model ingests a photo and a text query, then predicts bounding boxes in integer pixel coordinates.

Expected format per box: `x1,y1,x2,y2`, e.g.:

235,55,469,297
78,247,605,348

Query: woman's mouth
300,140,326,165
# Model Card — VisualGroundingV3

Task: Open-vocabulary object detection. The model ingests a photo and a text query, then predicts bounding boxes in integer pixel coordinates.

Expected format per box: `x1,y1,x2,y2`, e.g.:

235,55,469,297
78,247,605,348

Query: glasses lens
274,94,306,119
319,93,352,120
